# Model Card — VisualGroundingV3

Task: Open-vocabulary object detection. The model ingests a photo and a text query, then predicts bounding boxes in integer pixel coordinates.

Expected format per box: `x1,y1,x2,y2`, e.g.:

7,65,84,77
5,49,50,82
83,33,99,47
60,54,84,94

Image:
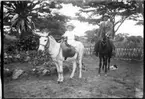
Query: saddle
60,40,76,60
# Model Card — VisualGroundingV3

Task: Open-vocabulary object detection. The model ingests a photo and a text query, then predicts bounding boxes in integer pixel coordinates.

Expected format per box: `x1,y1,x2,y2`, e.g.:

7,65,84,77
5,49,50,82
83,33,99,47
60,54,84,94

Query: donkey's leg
58,61,64,82
79,59,82,78
70,61,77,78
78,46,84,78
54,62,61,82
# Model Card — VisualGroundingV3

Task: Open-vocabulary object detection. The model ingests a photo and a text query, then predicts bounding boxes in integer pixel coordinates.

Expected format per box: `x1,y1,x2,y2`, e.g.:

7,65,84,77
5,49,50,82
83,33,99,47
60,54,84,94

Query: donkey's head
33,29,49,51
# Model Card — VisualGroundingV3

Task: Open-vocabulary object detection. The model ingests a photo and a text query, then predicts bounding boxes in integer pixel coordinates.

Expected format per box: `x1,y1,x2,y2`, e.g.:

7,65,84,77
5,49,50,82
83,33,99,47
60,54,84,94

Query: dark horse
94,36,113,76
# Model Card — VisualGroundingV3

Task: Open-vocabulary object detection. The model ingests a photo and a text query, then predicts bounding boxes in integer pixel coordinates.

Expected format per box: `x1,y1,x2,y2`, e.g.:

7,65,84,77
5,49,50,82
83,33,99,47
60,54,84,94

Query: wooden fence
84,45,143,61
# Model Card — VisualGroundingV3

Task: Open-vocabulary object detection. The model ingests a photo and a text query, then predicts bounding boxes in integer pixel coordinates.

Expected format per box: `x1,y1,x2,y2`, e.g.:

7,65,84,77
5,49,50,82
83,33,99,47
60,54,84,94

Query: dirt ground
3,55,144,98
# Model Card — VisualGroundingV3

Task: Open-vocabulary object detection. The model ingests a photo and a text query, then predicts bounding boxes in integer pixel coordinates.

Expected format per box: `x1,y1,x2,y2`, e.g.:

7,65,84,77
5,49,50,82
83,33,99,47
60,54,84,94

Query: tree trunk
20,31,33,39
112,25,115,39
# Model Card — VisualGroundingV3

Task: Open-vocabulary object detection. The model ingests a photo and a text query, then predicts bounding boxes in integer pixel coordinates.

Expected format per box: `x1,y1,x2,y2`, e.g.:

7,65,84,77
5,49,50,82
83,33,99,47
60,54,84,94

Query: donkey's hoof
69,77,73,80
57,81,62,84
70,76,73,79
98,74,100,77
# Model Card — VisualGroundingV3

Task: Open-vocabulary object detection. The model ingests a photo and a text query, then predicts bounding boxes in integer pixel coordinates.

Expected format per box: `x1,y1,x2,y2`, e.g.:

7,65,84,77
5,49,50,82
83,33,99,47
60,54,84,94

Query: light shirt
63,30,76,40
98,20,113,39
63,30,78,46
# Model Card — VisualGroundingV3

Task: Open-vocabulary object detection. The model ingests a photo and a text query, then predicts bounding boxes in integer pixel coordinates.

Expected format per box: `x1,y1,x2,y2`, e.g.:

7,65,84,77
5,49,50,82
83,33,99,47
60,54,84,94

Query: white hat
66,23,75,28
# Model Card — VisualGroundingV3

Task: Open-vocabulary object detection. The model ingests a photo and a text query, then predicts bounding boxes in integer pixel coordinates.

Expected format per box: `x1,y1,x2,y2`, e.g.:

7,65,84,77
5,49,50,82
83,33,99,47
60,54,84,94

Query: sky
53,3,144,37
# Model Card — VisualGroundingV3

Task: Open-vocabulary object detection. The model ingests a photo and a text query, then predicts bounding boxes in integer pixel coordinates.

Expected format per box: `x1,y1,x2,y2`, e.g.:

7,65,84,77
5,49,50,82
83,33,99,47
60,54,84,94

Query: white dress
63,30,77,47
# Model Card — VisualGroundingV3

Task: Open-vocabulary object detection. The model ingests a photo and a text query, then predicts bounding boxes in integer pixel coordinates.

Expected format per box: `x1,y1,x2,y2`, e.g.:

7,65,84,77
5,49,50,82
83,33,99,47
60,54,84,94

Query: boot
108,39,115,57
94,40,100,57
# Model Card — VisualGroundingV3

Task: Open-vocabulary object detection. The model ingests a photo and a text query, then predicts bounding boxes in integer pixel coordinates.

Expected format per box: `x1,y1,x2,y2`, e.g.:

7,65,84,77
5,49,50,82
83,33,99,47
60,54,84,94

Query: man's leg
109,40,115,56
94,40,100,56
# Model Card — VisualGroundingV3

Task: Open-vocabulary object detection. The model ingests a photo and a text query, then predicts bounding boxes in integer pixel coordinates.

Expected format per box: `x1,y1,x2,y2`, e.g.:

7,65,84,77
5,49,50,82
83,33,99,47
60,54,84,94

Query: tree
33,13,68,40
85,29,98,43
78,0,144,38
114,33,129,42
3,1,68,52
129,0,144,25
3,1,61,39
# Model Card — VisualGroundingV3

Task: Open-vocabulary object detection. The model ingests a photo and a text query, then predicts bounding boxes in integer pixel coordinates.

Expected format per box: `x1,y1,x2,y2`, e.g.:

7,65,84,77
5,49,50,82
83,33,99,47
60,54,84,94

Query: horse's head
101,38,107,48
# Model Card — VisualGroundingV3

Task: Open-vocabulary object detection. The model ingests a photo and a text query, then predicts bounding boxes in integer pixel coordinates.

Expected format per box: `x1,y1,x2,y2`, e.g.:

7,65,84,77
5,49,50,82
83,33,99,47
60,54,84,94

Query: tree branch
4,34,18,41
115,16,128,33
115,19,122,25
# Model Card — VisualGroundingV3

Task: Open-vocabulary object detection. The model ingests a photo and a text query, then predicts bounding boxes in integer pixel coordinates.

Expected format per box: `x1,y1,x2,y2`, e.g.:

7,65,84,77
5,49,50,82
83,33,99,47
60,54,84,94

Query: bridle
40,43,46,47
39,36,50,51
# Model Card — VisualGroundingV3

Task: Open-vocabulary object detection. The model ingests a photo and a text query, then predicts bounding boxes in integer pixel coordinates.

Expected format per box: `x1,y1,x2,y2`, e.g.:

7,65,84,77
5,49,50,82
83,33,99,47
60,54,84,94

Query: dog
110,64,118,70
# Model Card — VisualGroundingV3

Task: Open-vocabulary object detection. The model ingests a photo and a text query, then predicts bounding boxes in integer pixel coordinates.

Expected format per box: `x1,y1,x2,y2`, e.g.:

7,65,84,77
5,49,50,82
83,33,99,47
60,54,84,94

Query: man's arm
97,23,103,38
106,22,114,38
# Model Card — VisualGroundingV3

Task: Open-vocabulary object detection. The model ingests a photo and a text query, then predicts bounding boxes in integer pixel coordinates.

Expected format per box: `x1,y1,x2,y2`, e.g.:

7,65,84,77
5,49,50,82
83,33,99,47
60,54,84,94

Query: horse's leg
107,57,111,70
54,62,61,82
105,58,107,73
104,56,108,76
102,56,105,71
58,60,64,82
70,61,77,78
98,56,102,76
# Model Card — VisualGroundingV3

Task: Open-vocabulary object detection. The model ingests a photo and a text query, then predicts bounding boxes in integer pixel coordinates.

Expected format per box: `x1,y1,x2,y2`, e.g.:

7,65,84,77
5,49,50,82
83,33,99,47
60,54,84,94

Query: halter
39,36,50,51
45,37,50,50
40,44,46,47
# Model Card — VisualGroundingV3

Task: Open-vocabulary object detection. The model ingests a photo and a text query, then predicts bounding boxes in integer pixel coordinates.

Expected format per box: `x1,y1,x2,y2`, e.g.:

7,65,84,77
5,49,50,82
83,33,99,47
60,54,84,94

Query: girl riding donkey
33,23,84,83
62,23,77,47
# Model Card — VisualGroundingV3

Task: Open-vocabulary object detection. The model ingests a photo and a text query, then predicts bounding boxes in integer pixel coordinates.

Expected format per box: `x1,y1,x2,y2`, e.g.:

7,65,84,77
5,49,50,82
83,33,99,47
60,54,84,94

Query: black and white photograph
2,0,144,98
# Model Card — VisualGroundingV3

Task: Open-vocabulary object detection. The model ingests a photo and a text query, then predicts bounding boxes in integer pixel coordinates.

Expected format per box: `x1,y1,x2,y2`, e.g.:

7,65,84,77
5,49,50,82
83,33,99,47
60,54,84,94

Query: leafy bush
114,34,143,48
4,35,54,67
16,35,39,51
28,51,54,67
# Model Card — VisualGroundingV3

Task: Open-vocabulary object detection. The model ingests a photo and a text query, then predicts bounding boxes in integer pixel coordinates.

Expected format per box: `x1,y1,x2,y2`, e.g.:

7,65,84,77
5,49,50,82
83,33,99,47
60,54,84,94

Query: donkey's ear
46,32,50,37
43,31,50,37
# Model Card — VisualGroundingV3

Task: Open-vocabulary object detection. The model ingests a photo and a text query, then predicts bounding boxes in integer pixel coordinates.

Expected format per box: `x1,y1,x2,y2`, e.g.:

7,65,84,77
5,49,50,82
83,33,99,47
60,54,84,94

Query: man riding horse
94,14,115,57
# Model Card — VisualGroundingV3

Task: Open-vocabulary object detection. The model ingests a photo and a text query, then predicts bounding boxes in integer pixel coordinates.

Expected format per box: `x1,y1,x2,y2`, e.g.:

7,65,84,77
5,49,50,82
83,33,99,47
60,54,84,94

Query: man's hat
102,14,110,19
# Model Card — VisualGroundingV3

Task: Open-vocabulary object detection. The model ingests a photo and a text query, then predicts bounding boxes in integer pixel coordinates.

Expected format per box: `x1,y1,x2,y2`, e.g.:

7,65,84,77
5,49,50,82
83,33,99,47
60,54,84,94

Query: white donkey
34,31,84,83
